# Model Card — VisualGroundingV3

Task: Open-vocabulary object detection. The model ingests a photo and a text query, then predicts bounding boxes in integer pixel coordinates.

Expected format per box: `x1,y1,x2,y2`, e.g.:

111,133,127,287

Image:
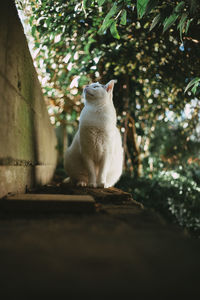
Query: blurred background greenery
16,0,200,236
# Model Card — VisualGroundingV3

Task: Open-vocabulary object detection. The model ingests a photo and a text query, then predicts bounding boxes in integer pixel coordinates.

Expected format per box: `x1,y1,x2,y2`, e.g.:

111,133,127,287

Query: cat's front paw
97,182,106,188
77,181,87,187
88,182,97,188
97,182,110,188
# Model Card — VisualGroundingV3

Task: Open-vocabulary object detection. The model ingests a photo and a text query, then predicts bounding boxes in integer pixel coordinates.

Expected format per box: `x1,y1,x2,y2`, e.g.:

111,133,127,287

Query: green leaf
83,0,87,9
31,25,37,36
29,16,34,25
150,13,160,31
184,77,200,94
105,2,118,20
84,37,96,54
98,18,114,35
98,3,119,35
97,0,106,5
110,21,120,39
120,9,127,25
185,18,193,34
191,82,199,94
137,0,149,19
145,0,158,15
177,13,188,41
190,0,198,15
163,13,179,32
83,0,92,9
174,1,185,13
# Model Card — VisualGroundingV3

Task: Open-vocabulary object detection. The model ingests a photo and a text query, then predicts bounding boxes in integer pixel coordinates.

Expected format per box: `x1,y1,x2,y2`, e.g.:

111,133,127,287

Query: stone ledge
29,182,143,208
0,193,95,213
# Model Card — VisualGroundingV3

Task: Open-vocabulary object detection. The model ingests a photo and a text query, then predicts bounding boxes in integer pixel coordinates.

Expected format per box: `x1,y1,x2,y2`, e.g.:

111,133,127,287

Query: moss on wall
0,0,57,197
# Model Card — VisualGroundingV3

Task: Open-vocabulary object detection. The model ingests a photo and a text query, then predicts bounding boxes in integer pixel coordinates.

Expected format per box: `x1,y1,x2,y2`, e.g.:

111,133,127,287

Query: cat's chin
84,89,93,97
86,91,93,96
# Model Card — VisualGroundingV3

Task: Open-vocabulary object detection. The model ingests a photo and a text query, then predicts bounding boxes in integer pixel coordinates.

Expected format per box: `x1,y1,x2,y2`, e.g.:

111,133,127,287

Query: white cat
64,80,123,188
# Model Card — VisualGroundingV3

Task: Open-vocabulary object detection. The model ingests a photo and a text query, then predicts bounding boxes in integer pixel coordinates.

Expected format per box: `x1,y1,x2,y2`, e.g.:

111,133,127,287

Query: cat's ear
106,80,117,93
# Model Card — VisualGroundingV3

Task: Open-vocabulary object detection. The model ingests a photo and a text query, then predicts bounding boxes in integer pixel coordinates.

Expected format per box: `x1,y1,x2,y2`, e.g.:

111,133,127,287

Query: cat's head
83,80,116,105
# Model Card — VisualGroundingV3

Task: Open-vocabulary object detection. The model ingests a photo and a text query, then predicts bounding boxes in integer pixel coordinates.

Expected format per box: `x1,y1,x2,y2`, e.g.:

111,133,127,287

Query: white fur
64,80,123,188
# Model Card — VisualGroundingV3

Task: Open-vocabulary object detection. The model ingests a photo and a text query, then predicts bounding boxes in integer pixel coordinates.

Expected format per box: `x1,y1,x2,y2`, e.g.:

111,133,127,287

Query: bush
117,167,200,237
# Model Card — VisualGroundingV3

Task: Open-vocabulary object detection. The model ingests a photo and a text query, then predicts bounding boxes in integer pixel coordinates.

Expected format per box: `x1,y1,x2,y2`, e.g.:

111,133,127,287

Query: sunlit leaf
83,0,92,9
185,18,193,34
98,18,114,35
110,21,120,39
191,82,199,94
163,13,179,32
174,1,185,13
150,13,160,31
31,25,36,36
104,2,118,19
145,0,159,15
137,0,149,19
97,0,106,6
84,37,96,54
184,77,200,94
177,13,188,41
98,3,119,35
120,9,127,25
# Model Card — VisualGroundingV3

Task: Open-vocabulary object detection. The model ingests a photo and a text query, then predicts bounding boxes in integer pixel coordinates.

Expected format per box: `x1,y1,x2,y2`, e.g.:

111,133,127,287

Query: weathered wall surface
0,0,57,197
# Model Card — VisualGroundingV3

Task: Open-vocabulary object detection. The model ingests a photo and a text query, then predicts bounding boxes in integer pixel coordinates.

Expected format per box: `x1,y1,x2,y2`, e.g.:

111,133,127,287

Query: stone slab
0,193,95,213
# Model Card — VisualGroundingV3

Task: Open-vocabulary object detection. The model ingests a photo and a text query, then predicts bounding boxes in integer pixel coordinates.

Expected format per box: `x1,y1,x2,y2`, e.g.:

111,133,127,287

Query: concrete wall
0,0,57,198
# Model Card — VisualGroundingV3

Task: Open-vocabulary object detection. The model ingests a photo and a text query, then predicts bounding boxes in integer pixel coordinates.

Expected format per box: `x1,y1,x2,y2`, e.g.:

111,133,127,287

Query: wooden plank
0,194,95,213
